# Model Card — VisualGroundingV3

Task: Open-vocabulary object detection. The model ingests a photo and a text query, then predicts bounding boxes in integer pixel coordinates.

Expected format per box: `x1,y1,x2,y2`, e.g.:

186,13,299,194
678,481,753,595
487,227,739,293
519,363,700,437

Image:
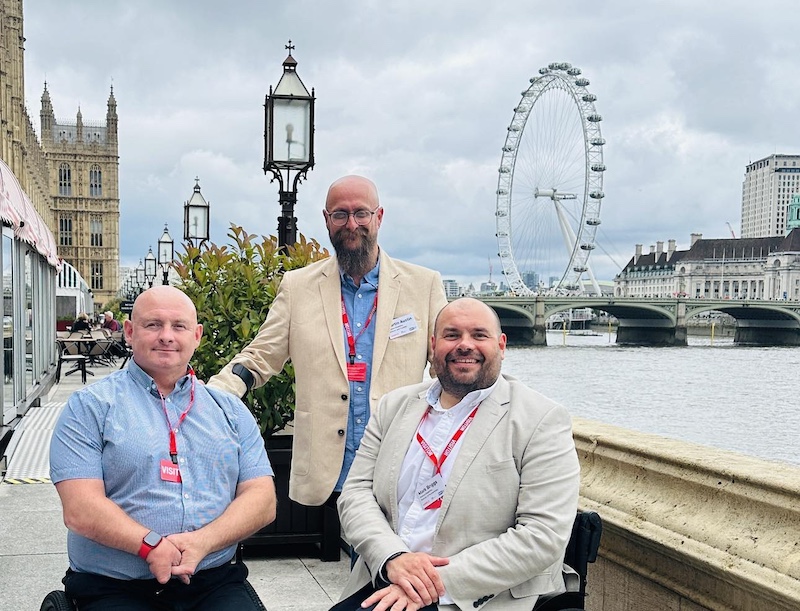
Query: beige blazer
208,251,448,506
337,375,581,611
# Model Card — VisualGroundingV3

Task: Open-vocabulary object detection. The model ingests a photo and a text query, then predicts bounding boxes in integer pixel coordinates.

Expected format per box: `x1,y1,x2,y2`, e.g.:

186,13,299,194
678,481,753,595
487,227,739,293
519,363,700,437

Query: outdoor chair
55,340,86,384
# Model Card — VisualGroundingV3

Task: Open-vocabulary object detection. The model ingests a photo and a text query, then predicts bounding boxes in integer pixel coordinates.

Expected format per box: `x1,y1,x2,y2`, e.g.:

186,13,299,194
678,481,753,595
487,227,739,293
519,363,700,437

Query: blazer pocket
485,458,517,474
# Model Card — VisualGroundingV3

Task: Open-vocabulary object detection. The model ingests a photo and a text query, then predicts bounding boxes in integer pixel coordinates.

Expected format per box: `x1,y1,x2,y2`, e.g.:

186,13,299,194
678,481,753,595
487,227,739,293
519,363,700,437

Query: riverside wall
572,417,800,611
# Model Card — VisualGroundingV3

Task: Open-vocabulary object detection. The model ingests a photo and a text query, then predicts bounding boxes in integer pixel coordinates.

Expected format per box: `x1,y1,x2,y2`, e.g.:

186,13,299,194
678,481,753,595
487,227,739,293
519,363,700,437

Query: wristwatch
138,530,163,560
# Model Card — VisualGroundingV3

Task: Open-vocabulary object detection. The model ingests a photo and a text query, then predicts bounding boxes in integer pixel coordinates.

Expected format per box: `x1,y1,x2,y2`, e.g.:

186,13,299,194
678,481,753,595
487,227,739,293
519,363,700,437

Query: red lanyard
416,404,479,476
159,368,196,464
341,293,378,365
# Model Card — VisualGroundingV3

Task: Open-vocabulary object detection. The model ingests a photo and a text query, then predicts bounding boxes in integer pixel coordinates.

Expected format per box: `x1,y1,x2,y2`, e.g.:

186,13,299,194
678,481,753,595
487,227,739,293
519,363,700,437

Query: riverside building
741,153,800,238
0,0,120,310
614,229,800,300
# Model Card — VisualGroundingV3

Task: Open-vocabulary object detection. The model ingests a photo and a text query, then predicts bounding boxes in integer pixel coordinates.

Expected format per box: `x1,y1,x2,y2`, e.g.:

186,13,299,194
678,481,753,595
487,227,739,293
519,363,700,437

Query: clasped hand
361,552,449,610
145,532,210,585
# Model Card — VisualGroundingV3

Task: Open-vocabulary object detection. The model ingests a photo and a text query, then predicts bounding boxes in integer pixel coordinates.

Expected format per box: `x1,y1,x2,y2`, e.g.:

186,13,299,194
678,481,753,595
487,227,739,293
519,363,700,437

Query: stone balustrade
572,417,800,610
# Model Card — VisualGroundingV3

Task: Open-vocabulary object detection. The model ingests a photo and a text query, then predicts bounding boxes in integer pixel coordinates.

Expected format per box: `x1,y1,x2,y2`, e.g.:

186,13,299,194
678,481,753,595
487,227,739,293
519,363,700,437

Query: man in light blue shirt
50,286,275,610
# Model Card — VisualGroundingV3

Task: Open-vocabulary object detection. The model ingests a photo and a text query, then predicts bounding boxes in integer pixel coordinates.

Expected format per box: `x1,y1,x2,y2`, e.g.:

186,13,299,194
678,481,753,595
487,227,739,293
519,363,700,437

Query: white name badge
417,473,445,509
390,313,419,339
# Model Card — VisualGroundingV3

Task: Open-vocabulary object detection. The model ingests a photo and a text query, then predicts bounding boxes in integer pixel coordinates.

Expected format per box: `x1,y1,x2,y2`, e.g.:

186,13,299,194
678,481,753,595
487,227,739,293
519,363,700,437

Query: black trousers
328,581,438,611
63,562,259,610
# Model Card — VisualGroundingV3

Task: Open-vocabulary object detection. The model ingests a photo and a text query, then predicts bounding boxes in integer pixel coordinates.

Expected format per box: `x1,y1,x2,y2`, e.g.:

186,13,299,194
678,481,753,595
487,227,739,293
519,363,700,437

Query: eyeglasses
325,207,380,227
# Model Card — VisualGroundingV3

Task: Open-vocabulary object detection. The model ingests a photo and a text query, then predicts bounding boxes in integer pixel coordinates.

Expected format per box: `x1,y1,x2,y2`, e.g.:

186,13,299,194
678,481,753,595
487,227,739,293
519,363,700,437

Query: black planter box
243,434,341,561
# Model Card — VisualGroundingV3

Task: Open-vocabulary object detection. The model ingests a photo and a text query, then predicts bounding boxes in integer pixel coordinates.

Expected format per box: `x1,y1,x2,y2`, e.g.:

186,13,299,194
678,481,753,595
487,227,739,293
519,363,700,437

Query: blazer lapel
371,252,400,378
319,256,348,379
435,378,511,530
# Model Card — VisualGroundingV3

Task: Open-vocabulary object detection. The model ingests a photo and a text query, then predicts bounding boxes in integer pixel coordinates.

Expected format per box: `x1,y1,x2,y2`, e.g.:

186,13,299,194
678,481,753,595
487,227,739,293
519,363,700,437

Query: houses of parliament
0,0,119,307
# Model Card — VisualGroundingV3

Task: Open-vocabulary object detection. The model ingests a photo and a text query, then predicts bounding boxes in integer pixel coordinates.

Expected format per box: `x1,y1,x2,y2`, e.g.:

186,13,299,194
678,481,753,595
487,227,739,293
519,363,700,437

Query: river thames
502,331,800,467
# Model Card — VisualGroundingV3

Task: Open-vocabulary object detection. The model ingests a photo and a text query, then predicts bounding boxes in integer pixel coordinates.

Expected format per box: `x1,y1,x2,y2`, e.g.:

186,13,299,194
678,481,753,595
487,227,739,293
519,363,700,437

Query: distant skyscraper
741,154,800,238
442,278,460,298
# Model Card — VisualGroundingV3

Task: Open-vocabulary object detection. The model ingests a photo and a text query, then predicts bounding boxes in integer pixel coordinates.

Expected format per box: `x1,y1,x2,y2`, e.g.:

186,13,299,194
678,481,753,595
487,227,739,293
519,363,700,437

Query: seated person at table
71,313,91,333
50,286,276,610
102,310,122,332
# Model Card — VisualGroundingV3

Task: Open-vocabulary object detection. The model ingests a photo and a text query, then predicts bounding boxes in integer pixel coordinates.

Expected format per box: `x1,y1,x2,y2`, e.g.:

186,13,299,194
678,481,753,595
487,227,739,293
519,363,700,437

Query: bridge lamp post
264,40,315,248
157,224,174,286
144,247,157,288
135,260,145,296
183,179,210,249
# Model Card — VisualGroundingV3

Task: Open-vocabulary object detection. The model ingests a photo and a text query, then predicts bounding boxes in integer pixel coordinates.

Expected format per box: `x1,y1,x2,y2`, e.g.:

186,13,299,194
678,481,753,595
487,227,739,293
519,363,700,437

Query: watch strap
232,363,255,393
138,531,163,560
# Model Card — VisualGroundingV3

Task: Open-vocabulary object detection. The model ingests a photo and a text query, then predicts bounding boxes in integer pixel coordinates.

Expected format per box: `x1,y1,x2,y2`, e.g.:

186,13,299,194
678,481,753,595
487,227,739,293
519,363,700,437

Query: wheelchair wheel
244,579,267,610
40,590,74,611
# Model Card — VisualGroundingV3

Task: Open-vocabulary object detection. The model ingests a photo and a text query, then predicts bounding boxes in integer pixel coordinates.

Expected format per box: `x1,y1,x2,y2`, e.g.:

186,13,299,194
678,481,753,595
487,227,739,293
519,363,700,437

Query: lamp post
158,224,174,285
183,178,210,249
144,247,157,288
135,260,145,295
264,40,315,247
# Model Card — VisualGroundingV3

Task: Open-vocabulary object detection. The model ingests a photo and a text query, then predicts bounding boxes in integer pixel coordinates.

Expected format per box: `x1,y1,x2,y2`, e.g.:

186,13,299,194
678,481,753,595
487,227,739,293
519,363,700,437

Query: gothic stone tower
40,85,120,307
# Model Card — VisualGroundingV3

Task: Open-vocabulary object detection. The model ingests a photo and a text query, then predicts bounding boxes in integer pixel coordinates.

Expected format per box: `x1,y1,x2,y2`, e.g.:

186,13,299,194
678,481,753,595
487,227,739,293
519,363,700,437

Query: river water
502,331,800,467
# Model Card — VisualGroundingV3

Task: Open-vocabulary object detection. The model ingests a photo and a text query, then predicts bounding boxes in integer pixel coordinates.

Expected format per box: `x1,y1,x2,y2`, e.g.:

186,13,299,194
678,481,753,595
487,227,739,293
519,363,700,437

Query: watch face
143,531,162,547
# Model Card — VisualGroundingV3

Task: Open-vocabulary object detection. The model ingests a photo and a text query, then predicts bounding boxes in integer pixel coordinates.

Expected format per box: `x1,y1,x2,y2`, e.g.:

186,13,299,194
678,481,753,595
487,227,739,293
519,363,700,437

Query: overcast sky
20,1,800,289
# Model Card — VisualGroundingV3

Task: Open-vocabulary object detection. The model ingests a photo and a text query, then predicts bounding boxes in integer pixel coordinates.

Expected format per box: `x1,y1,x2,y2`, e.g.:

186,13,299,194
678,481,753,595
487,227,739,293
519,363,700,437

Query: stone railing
572,417,800,611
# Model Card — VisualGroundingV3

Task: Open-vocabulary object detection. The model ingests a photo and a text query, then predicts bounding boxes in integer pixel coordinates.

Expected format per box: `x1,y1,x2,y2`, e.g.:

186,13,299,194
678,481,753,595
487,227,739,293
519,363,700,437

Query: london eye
496,62,605,295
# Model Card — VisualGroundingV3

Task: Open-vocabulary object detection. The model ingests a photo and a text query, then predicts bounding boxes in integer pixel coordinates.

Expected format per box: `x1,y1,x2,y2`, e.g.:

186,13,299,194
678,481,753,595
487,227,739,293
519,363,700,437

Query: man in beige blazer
337,298,580,610
209,175,447,507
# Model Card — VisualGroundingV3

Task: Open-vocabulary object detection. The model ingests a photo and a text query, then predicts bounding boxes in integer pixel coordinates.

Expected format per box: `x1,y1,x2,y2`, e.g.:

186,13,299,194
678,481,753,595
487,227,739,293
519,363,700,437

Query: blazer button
337,429,345,436
341,394,348,401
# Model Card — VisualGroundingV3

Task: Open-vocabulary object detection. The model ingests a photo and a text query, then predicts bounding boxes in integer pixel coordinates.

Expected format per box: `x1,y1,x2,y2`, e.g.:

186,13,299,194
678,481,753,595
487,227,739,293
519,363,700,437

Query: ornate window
59,215,72,246
90,215,103,247
58,163,72,196
91,261,103,290
89,164,102,197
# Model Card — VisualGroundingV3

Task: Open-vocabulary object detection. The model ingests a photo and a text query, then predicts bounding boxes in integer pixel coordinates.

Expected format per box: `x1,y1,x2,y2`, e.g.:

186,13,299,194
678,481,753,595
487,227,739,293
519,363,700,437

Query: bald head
434,298,502,337
325,175,379,210
131,285,197,323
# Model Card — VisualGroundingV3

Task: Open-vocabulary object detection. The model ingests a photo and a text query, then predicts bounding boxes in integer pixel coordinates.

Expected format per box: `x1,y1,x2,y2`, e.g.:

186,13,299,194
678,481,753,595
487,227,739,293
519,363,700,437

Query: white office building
741,154,800,238
614,230,800,301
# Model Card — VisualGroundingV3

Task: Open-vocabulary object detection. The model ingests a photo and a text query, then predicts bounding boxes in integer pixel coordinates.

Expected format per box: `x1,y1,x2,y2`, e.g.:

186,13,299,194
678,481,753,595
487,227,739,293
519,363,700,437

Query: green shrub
175,224,329,436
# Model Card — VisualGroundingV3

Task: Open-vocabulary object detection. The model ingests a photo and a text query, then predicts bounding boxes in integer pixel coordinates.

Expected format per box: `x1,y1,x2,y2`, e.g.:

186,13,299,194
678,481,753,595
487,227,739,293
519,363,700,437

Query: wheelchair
40,545,266,610
532,510,603,610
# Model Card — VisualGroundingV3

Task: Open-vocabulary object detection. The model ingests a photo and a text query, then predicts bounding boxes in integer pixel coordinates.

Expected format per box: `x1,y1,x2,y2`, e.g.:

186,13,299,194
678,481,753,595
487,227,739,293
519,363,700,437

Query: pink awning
0,157,60,270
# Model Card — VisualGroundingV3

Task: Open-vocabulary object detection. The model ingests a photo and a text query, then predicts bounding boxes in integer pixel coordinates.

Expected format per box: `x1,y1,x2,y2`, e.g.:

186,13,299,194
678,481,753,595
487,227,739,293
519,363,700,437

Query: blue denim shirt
50,359,273,580
335,260,380,491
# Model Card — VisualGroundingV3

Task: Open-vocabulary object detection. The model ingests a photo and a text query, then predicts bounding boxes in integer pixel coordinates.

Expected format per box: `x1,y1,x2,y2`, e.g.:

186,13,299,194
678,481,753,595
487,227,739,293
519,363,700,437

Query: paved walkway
0,363,349,611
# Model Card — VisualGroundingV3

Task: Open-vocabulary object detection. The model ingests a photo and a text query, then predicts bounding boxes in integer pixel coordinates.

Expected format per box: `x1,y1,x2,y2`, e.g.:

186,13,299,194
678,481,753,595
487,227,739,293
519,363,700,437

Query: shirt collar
127,358,194,397
425,377,499,413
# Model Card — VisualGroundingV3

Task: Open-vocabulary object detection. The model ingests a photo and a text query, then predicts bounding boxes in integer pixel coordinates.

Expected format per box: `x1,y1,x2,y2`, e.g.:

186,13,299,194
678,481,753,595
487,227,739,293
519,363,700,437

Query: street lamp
264,40,315,247
144,247,157,288
135,260,145,294
158,224,174,285
183,178,210,248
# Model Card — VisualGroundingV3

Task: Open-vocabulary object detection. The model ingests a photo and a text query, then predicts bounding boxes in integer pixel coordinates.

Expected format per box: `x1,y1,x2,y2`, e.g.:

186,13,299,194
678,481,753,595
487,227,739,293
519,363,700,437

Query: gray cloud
22,0,800,288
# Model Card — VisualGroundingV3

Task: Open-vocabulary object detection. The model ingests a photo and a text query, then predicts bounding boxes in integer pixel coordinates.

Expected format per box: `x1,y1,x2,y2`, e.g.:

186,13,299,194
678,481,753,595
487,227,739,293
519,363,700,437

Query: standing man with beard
208,175,447,513
334,298,580,611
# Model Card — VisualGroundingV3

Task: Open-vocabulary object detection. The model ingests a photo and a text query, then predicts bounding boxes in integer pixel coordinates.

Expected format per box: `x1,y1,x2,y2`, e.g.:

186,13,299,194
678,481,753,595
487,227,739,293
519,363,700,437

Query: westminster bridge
476,295,800,346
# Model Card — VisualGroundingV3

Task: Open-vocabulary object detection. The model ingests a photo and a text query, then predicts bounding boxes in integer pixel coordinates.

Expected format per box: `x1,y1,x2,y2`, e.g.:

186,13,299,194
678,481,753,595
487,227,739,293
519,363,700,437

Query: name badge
417,473,444,510
160,459,182,483
390,314,419,340
347,362,367,382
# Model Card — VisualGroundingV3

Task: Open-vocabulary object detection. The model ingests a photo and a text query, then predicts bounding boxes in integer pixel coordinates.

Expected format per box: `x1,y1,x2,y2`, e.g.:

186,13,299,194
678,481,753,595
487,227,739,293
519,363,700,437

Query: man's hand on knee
385,552,449,606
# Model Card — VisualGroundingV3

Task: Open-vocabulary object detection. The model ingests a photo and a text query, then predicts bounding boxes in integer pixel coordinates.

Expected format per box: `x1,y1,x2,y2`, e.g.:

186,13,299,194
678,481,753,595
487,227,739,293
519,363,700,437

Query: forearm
55,479,149,555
